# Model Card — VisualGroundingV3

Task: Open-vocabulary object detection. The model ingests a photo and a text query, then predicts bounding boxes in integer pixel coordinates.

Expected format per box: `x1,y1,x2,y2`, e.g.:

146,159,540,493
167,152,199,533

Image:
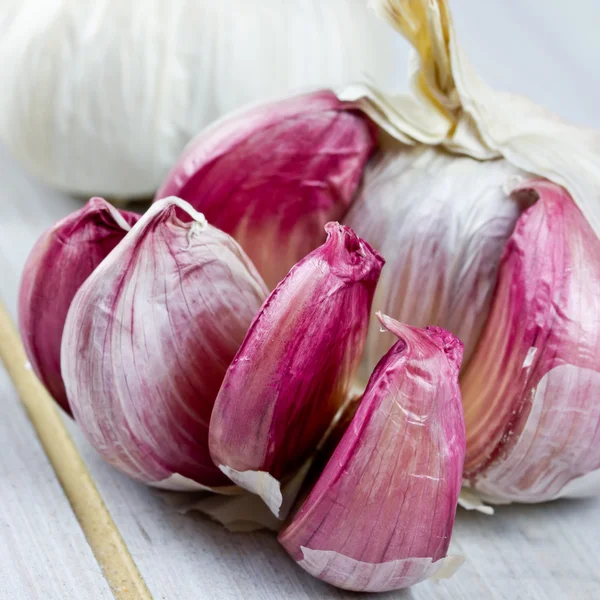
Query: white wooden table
1,2,600,598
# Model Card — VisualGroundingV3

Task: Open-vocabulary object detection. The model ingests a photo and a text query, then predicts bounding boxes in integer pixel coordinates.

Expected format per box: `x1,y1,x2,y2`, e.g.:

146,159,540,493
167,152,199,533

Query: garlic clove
277,314,465,592
209,223,384,516
18,197,139,415
61,197,268,489
344,146,527,378
155,90,376,289
461,180,600,502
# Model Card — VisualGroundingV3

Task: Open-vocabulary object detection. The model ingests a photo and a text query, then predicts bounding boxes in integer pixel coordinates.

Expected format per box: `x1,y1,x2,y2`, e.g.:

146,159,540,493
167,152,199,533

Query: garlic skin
461,180,600,502
18,197,139,415
344,146,525,375
61,197,268,489
156,90,376,289
0,0,395,198
278,314,465,592
209,223,384,515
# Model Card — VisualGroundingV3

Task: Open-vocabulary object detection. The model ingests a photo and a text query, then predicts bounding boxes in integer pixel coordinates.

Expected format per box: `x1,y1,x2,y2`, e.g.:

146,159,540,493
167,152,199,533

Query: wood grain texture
0,365,114,600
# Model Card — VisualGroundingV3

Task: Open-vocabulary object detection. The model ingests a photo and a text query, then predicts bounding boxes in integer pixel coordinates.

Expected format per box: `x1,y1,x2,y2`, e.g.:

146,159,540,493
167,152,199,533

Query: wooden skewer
0,301,153,600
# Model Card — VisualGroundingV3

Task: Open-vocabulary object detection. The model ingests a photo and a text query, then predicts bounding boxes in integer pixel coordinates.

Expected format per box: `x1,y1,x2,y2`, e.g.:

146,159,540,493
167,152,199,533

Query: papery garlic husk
345,145,526,376
61,197,268,490
461,180,600,502
160,458,315,534
278,314,465,592
209,223,384,515
340,0,600,237
158,490,282,534
155,90,376,288
18,197,139,415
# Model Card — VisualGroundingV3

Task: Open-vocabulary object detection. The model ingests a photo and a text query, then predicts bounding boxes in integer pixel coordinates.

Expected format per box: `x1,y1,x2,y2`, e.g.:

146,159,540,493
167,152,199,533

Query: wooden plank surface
0,364,114,600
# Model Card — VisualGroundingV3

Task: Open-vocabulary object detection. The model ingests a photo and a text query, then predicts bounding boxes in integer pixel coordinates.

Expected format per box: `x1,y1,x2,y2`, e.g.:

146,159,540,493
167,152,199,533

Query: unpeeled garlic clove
461,180,600,502
344,146,527,377
18,197,139,415
155,90,376,289
209,223,384,515
278,314,465,592
61,197,268,489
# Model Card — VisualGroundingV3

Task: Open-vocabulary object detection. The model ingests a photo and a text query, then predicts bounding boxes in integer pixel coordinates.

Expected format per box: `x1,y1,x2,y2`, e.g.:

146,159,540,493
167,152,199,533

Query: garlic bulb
156,90,376,288
209,223,384,515
0,0,396,198
18,197,139,415
278,315,465,592
162,0,600,507
345,146,526,374
61,197,268,490
461,180,600,502
336,0,600,503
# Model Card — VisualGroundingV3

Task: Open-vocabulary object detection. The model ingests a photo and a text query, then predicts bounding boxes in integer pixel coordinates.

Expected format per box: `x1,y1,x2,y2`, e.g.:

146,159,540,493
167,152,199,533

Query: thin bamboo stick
0,301,153,600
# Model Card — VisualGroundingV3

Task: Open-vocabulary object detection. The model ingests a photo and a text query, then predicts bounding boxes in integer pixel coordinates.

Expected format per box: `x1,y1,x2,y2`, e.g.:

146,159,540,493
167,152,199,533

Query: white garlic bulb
0,0,396,198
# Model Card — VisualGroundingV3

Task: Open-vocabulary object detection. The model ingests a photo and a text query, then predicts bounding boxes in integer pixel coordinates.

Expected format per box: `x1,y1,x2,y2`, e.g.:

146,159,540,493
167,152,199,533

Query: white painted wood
1,1,600,597
0,365,114,600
